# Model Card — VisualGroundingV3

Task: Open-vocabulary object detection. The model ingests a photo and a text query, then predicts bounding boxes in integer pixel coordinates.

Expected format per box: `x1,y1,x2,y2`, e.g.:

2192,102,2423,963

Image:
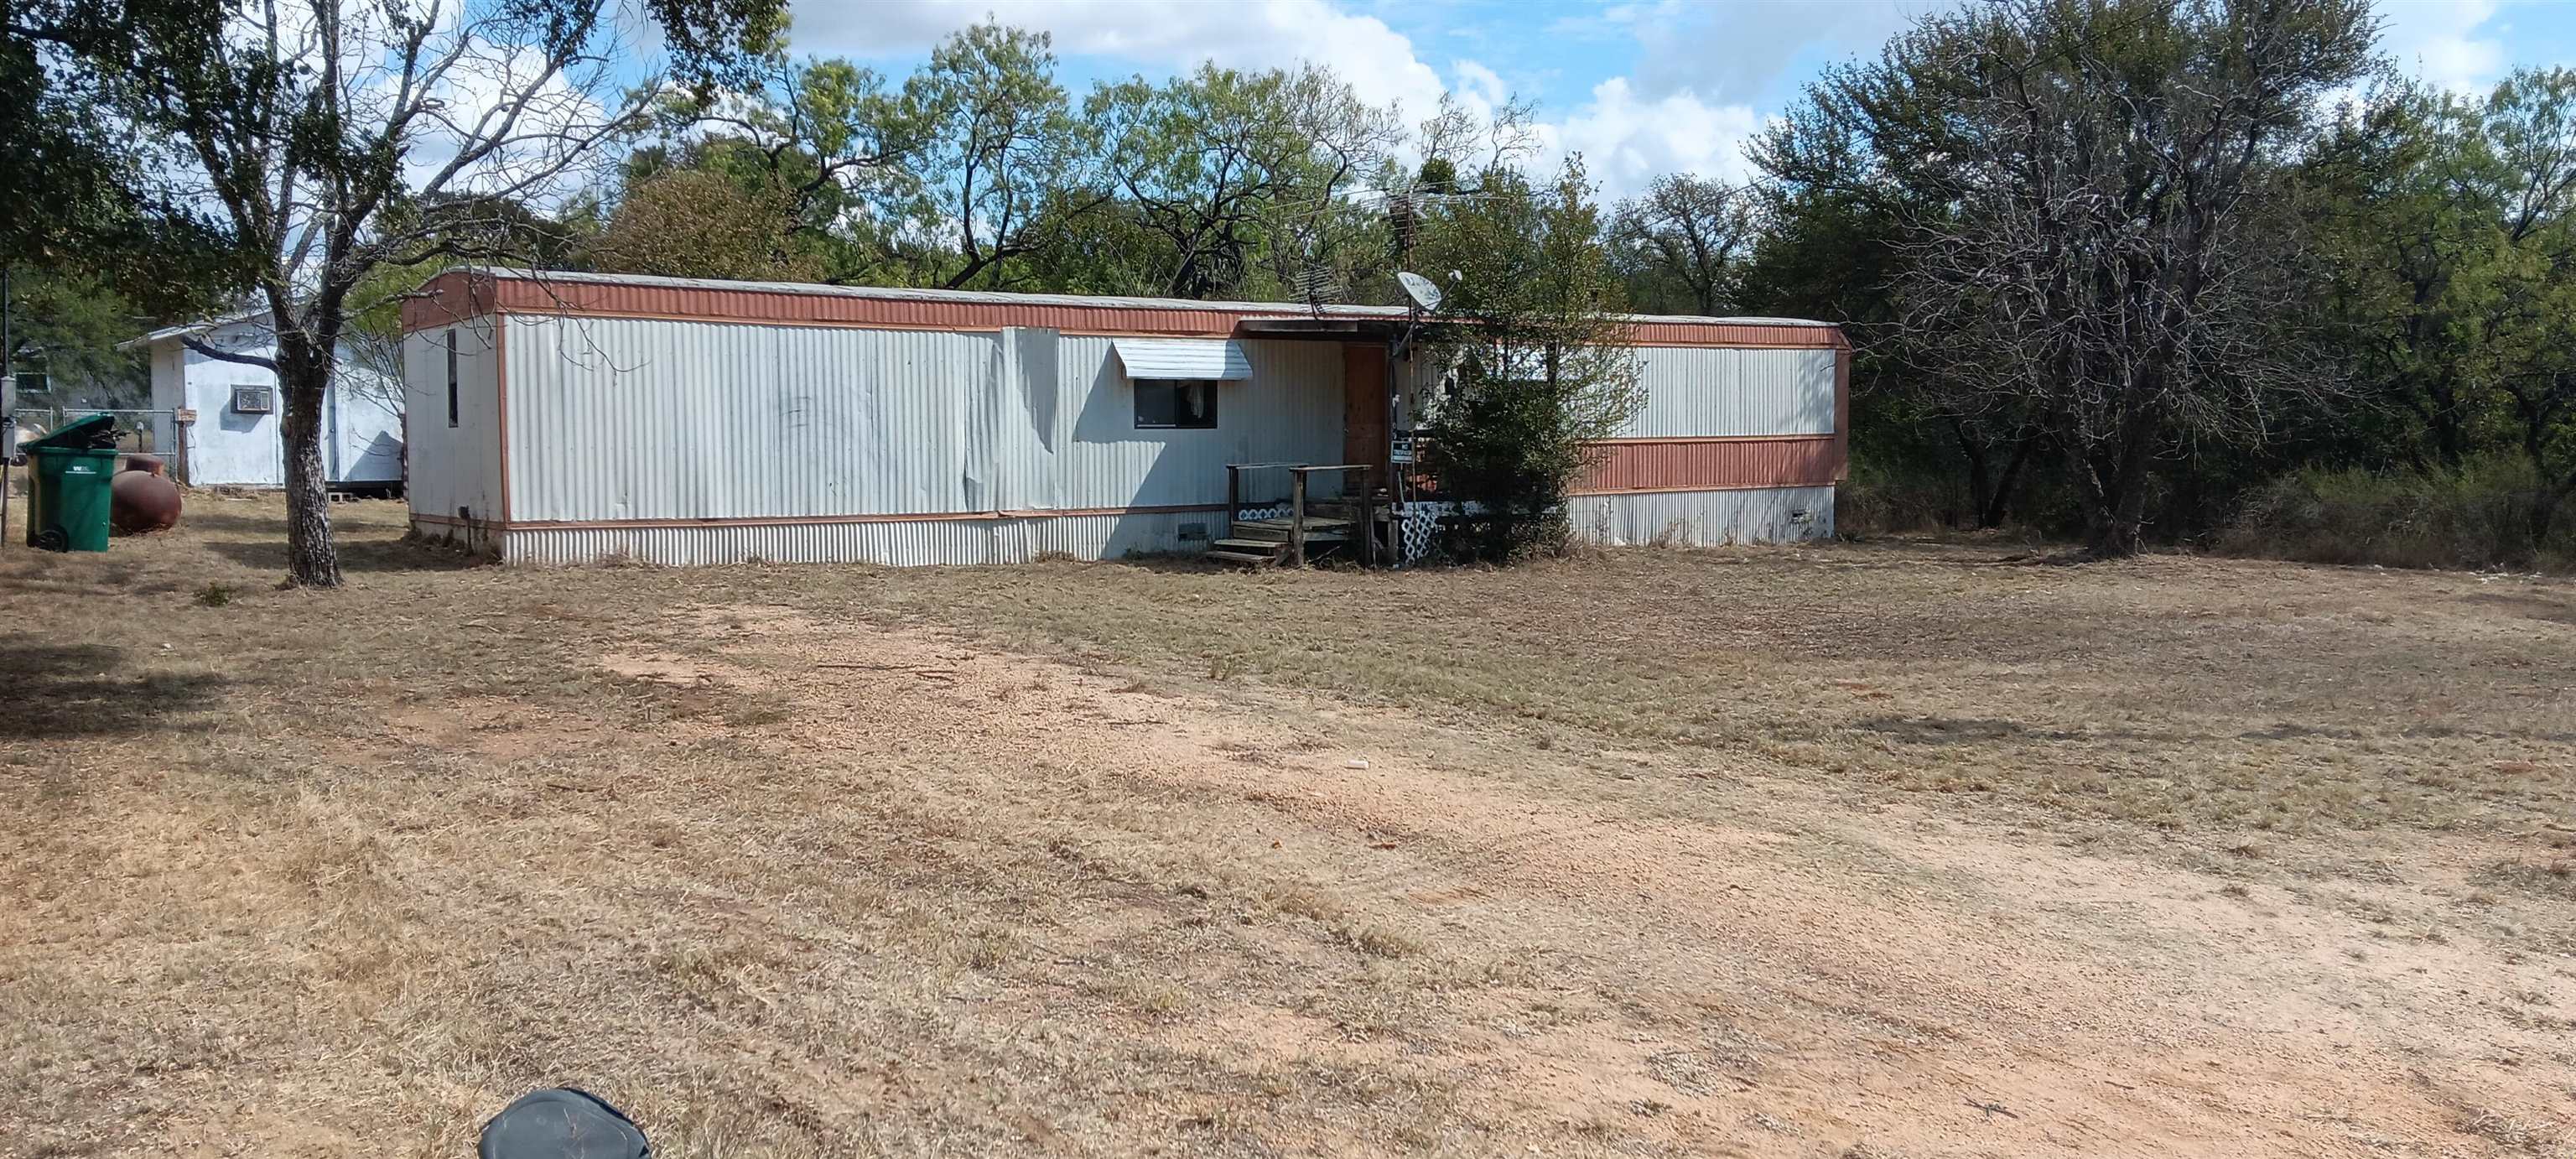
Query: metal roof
469,268,1838,330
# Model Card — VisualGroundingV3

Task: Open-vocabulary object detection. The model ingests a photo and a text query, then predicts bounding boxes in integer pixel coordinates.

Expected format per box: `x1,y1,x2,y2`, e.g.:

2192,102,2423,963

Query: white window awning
1113,337,1252,381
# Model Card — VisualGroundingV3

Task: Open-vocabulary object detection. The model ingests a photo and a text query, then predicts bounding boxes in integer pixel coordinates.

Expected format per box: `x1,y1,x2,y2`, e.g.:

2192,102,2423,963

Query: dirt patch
4,497,2573,1158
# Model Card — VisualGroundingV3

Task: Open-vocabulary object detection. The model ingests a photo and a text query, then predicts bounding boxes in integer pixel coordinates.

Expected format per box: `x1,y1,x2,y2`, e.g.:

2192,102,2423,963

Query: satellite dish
1396,271,1443,313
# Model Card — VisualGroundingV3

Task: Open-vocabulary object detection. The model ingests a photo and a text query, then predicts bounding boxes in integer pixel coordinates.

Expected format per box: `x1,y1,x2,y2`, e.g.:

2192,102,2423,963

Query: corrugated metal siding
402,318,501,522
501,510,1226,566
1050,335,1344,509
1564,486,1836,547
502,318,1346,522
1111,337,1252,379
1576,437,1841,492
506,315,998,522
1618,346,1837,439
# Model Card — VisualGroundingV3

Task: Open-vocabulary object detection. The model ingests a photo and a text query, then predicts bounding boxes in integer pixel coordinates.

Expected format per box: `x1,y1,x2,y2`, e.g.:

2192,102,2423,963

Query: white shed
132,311,406,491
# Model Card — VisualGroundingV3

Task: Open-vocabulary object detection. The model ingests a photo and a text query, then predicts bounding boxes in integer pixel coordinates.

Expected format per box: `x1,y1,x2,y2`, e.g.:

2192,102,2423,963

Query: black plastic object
25,413,119,450
477,1089,652,1159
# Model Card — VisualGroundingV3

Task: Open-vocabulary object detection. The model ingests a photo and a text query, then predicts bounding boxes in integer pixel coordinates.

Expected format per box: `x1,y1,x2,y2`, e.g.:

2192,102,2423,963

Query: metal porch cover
1112,337,1251,380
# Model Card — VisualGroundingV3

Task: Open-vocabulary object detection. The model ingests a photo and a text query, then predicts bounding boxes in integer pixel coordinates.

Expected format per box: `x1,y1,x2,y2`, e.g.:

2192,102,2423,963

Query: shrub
2220,456,2575,572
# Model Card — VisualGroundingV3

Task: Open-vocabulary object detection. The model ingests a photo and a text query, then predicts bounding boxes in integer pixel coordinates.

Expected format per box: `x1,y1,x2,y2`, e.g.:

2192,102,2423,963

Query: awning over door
1112,337,1252,381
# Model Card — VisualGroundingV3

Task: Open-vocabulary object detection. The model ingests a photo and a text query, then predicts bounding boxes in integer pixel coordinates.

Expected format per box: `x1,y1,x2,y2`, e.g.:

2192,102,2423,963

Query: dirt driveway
2,501,2570,1157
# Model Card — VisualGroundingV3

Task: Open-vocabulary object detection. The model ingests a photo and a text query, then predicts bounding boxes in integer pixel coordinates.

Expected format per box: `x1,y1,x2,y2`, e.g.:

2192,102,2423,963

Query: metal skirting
482,486,1836,567
496,509,1225,566
1563,486,1836,547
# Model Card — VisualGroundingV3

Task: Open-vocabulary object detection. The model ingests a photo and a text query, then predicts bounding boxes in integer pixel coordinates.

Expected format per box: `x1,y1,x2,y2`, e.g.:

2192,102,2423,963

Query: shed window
444,330,460,428
1134,378,1218,429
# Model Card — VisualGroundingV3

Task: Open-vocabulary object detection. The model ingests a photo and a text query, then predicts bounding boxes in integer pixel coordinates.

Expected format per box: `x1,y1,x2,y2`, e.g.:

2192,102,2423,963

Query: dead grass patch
6,497,2573,1159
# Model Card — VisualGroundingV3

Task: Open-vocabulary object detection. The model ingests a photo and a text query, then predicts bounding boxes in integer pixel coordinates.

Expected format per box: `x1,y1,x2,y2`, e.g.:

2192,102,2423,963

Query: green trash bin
23,413,121,552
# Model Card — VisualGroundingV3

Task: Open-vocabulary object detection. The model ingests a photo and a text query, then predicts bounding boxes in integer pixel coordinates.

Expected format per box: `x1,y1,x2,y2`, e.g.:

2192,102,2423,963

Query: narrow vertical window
445,330,460,428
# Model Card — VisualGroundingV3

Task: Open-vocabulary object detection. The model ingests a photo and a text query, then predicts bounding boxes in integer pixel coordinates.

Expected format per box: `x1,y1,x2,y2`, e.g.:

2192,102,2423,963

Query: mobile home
132,311,407,491
399,268,1847,565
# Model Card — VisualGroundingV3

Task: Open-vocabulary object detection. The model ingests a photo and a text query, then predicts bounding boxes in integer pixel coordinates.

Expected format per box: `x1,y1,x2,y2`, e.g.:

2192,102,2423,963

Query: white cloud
789,0,1781,202
790,0,1446,119
1540,78,1764,193
2377,0,2506,93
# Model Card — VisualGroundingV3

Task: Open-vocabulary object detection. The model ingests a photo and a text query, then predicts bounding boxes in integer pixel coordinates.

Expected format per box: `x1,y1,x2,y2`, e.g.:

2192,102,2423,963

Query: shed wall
153,324,407,488
176,331,285,486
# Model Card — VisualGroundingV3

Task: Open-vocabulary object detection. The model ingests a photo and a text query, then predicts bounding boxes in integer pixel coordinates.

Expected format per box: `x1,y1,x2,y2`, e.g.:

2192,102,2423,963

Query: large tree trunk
1981,434,2034,530
2083,434,2153,558
274,332,344,588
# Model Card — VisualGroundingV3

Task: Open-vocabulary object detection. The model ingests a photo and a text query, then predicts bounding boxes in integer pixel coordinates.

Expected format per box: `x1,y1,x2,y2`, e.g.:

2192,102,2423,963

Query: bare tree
1758,0,2374,554
71,0,778,585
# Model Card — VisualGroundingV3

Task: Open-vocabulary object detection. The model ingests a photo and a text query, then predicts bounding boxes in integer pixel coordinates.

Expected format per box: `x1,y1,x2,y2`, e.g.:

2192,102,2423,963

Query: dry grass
825,538,2576,842
3,496,2572,1158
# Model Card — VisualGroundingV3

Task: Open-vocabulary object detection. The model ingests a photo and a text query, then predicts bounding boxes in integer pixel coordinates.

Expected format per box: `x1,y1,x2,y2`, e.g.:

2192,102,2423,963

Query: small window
1134,378,1218,429
445,330,460,428
230,386,274,413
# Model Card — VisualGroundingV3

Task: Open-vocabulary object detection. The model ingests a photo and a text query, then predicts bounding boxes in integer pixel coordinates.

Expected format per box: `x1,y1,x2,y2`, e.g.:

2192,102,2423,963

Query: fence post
1359,483,1376,567
1227,465,1240,532
1289,469,1307,568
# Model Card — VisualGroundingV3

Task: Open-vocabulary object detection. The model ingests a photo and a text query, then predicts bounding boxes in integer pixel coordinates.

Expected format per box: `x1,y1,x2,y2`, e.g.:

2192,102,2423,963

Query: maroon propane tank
111,465,183,534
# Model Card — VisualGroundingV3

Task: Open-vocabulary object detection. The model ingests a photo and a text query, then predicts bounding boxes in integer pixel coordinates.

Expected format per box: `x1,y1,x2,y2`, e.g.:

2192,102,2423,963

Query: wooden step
1233,517,1354,532
1227,525,1349,543
1205,548,1280,565
1211,538,1287,553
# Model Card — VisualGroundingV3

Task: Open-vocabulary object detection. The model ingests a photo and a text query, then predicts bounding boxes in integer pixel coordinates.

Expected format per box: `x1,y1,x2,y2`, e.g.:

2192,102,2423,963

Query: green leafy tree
1086,64,1401,299
1608,174,1754,315
2,270,148,408
589,169,824,281
901,23,1104,289
56,0,781,586
2303,67,2576,539
621,55,926,284
1413,159,1643,559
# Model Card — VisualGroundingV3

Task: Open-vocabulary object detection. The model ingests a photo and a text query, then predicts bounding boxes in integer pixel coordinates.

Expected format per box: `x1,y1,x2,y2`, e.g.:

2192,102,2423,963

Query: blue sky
784,0,2576,201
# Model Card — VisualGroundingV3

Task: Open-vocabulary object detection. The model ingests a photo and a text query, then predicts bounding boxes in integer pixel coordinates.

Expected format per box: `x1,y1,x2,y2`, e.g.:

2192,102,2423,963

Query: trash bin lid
26,413,119,450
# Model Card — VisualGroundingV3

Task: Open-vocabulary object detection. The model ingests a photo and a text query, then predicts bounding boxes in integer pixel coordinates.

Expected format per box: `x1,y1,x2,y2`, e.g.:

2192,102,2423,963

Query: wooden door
1341,343,1388,492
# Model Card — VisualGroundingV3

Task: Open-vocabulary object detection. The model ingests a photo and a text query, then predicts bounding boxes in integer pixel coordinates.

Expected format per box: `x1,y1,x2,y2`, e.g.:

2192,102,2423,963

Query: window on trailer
445,330,459,428
1134,378,1218,429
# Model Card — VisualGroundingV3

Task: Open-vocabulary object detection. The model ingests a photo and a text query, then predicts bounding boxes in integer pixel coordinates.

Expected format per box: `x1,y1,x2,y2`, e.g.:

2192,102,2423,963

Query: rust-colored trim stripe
1833,348,1852,481
1577,436,1844,492
1589,434,1836,445
495,313,512,522
1566,481,1840,496
401,269,1847,349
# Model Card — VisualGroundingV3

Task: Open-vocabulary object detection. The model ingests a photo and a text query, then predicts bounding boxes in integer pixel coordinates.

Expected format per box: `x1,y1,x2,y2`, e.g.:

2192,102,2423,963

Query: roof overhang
1235,317,1410,340
119,307,273,351
1112,337,1253,380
